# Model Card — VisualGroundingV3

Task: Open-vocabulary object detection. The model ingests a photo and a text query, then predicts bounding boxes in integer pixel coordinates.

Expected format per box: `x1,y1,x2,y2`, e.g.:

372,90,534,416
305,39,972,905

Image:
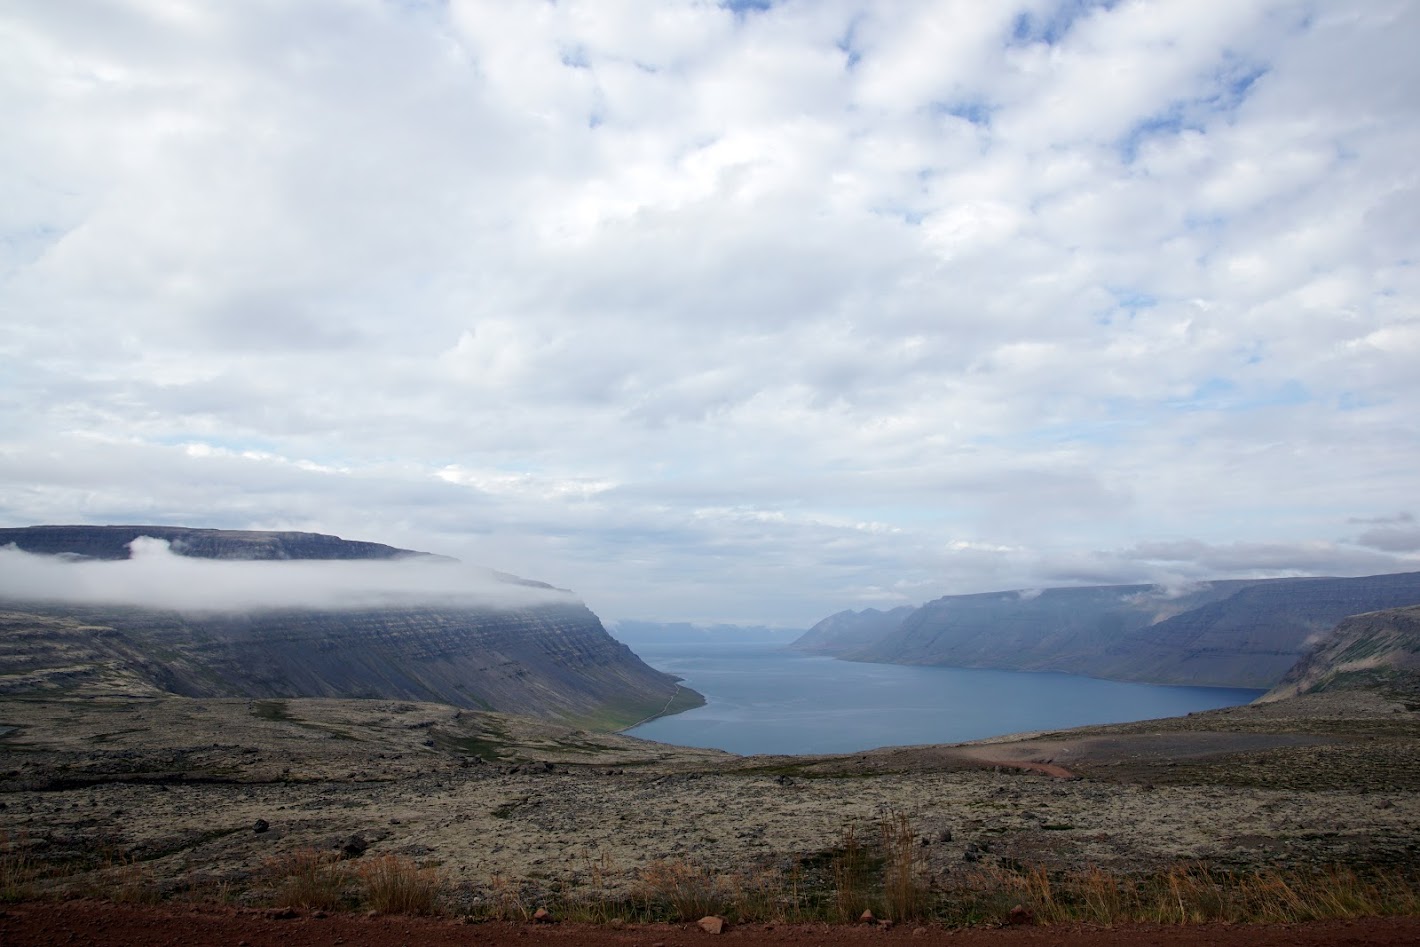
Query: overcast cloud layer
2,1,1417,626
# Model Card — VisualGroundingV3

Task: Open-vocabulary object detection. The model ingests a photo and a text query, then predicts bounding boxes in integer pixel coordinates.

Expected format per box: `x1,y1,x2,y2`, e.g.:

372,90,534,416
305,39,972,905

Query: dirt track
6,901,1420,947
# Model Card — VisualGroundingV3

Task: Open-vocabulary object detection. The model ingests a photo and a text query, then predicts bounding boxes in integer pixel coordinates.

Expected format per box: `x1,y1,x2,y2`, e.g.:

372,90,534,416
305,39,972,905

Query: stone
252,819,269,834
697,916,726,934
339,834,369,858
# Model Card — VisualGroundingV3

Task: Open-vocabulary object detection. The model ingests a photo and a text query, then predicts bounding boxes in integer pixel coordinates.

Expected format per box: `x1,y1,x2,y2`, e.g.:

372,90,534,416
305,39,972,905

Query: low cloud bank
0,538,578,612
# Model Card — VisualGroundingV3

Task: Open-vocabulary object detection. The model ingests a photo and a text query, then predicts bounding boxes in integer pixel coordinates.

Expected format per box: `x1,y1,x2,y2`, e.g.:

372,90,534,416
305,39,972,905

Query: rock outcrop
0,525,701,729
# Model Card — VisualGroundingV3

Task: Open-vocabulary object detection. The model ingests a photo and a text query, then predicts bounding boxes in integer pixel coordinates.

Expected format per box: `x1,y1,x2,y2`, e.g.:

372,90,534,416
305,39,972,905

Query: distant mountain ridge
609,620,802,646
794,572,1420,689
0,525,700,729
791,606,916,654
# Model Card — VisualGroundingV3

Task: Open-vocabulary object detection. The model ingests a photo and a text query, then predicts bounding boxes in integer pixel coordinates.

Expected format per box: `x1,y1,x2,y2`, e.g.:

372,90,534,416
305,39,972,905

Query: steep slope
0,525,700,728
849,582,1246,671
844,572,1420,689
788,606,916,655
1262,605,1420,701
1092,572,1420,687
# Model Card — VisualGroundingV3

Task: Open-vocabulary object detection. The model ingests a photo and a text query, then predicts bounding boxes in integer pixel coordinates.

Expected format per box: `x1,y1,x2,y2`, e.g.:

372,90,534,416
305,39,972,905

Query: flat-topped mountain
1262,605,1420,701
800,571,1420,689
0,525,700,729
0,524,430,563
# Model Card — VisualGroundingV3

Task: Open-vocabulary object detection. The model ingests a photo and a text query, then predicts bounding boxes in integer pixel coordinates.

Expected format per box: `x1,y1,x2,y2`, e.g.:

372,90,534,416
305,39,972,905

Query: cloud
1,2,1418,625
1353,518,1420,554
0,539,576,613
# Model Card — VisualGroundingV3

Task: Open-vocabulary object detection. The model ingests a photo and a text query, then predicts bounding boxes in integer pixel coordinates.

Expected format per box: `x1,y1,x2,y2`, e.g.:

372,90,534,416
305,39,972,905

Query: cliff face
0,526,699,729
835,572,1420,689
1261,605,1420,701
1089,572,1420,688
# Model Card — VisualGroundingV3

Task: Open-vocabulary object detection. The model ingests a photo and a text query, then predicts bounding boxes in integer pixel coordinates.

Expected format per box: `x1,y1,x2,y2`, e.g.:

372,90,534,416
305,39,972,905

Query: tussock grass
830,822,874,921
636,859,730,921
261,849,347,911
487,873,533,921
105,855,162,905
950,862,1420,927
355,854,444,915
880,811,927,921
0,833,36,902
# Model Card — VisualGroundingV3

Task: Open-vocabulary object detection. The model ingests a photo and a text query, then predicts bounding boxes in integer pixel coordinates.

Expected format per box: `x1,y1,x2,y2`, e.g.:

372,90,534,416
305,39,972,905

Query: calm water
624,641,1263,755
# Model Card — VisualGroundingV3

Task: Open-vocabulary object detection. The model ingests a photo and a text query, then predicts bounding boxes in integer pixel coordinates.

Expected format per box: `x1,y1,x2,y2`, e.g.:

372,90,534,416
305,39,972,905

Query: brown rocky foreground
2,689,1418,927
5,901,1420,947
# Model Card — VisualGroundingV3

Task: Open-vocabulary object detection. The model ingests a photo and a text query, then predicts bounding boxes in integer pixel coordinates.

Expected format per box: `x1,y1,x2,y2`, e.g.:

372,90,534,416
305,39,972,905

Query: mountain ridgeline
793,572,1420,690
0,526,701,729
0,524,430,563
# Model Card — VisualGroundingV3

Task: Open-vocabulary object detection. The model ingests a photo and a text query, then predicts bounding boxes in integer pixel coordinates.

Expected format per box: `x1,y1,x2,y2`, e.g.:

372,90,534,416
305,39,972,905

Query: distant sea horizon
622,638,1264,756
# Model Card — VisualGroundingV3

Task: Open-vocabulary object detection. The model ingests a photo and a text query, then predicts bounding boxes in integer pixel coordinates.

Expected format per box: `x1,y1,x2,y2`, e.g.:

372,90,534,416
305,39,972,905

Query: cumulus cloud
0,539,576,613
1,1,1418,624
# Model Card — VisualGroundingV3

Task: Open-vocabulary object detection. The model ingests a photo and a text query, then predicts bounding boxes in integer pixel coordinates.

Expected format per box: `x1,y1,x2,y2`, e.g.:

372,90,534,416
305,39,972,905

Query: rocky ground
2,691,1418,912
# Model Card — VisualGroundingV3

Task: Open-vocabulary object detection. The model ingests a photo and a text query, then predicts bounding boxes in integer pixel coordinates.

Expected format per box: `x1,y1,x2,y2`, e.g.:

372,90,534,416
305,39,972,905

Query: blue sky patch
1009,0,1118,47
932,100,994,127
720,0,775,15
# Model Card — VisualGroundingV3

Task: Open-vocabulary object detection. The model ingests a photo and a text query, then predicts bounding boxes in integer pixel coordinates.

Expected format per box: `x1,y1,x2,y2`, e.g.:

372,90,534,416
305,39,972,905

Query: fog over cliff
0,539,577,613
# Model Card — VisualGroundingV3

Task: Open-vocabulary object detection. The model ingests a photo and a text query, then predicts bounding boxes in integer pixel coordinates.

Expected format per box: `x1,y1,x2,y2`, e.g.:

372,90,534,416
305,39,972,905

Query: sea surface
623,639,1264,756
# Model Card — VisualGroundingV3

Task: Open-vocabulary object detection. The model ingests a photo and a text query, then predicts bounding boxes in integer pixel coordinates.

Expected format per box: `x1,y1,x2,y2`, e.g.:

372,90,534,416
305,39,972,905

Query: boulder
697,916,726,934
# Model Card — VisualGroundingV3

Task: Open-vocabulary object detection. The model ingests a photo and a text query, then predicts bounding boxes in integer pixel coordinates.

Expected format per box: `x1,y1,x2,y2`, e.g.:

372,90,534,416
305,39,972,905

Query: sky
2,0,1418,628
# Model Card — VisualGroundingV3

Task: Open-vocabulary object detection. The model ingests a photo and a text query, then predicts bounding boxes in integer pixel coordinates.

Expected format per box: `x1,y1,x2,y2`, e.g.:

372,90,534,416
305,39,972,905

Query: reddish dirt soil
5,901,1420,947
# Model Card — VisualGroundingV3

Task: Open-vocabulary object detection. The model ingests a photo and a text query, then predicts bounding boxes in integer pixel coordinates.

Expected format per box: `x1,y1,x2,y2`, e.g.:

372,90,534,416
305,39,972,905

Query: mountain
1261,605,1420,701
788,606,916,655
0,524,428,562
0,525,701,729
827,572,1420,689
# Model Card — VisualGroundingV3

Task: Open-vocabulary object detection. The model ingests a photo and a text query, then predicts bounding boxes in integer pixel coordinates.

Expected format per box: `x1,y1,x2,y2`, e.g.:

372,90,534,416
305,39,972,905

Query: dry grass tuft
952,862,1420,927
355,853,444,915
0,833,36,902
830,823,874,922
879,811,927,921
637,859,730,921
488,874,533,921
262,848,347,911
